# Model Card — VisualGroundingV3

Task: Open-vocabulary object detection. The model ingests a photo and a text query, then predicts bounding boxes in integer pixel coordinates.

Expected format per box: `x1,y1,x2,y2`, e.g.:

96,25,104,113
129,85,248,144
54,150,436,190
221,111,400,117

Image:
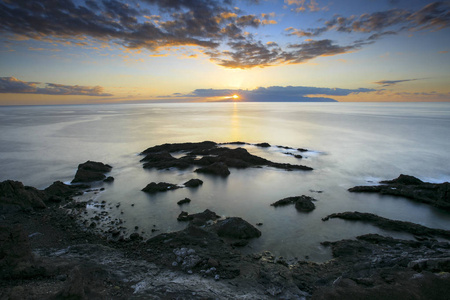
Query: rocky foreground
1,152,450,299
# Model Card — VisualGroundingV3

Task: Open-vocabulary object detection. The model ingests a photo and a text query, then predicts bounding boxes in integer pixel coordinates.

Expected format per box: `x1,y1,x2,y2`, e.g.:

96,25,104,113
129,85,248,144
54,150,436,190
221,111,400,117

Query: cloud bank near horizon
0,0,448,69
167,85,376,102
0,77,112,96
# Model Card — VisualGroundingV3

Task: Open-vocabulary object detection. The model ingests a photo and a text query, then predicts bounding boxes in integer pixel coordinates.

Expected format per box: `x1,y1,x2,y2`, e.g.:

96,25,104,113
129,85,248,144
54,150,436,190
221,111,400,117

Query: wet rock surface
322,211,450,239
2,155,450,299
71,160,112,183
271,195,317,212
141,181,180,193
213,217,262,239
140,141,313,175
183,178,203,187
349,174,450,211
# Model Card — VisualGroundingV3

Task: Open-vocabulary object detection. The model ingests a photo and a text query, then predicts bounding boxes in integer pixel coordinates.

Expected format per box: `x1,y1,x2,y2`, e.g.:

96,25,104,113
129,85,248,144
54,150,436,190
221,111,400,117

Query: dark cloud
288,1,450,37
374,78,420,87
173,85,375,102
0,77,112,96
0,0,448,70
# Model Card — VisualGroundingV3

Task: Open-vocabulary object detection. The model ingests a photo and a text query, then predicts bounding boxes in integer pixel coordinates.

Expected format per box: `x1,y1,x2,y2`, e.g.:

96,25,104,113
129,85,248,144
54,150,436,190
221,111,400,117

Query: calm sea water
1,102,450,262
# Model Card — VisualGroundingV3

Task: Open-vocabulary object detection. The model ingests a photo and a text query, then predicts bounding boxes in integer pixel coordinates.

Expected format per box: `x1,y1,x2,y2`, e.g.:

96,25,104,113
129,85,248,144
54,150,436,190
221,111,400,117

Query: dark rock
72,161,112,183
177,198,191,205
297,148,308,152
349,174,450,211
381,174,424,185
255,142,271,147
295,197,316,212
322,211,450,239
130,233,140,240
213,217,261,239
177,209,220,226
183,179,203,188
45,181,84,199
285,152,303,159
142,182,180,193
141,141,217,155
0,225,35,278
103,176,114,183
140,141,313,174
141,151,192,170
271,195,316,212
0,180,47,210
195,162,230,177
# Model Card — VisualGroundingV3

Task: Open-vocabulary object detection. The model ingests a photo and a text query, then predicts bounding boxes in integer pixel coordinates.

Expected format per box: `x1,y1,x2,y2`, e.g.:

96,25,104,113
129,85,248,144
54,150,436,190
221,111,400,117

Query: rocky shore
1,145,450,299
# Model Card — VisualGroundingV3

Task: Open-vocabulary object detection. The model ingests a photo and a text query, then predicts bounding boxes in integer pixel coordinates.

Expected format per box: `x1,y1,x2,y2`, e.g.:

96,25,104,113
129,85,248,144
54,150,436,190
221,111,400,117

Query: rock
141,141,217,155
141,151,192,170
213,217,261,239
140,141,313,174
322,211,450,239
255,142,271,147
271,195,316,212
142,182,180,193
44,181,85,199
295,197,316,212
129,233,141,240
183,179,203,188
177,198,191,205
72,161,112,183
349,174,450,211
195,162,230,177
0,225,35,278
381,174,424,185
177,209,220,226
0,180,47,211
103,176,115,183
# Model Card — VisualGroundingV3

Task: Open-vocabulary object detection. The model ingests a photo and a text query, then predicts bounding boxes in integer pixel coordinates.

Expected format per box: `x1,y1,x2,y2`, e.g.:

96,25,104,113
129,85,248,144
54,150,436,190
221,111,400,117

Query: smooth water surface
1,102,450,262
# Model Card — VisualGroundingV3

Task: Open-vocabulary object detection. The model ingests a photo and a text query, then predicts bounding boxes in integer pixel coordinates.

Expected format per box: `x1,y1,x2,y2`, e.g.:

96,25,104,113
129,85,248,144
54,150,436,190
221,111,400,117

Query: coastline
2,145,450,299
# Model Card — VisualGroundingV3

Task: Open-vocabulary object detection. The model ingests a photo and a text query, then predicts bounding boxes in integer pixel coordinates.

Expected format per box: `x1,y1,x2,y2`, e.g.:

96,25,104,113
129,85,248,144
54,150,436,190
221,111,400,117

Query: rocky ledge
349,174,450,211
140,141,313,176
271,195,317,212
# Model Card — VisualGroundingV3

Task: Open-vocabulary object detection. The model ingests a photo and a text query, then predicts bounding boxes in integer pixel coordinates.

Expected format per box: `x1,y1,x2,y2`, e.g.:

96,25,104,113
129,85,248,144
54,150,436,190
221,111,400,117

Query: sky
0,0,449,105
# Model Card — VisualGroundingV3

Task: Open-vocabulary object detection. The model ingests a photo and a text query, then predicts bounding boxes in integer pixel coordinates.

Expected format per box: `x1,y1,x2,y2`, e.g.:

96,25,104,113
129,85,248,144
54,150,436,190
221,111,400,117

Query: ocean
1,102,450,262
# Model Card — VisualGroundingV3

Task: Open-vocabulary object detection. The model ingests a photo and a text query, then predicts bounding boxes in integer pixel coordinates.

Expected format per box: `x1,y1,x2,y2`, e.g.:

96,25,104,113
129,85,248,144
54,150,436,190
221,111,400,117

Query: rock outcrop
322,211,450,239
142,182,180,193
213,217,262,239
271,195,316,212
140,141,313,176
349,174,450,211
71,161,112,183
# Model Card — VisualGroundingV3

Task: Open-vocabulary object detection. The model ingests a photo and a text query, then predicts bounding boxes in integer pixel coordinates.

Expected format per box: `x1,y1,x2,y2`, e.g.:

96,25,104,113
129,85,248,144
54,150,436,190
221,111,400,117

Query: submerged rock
72,161,112,183
349,174,450,211
177,198,191,205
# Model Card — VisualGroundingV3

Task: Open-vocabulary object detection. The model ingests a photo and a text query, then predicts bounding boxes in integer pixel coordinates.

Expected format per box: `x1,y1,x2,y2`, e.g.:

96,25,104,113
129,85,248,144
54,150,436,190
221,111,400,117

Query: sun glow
232,94,239,99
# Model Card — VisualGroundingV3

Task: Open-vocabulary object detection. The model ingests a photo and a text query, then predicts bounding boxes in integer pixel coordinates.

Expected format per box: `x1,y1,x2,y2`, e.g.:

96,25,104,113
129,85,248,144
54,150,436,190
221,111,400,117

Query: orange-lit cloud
0,77,112,96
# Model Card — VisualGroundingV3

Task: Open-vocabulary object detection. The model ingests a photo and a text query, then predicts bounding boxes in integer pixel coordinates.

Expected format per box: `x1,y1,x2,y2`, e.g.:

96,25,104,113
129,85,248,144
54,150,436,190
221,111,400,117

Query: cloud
169,85,376,102
374,78,420,87
0,77,112,96
288,2,450,37
0,0,448,70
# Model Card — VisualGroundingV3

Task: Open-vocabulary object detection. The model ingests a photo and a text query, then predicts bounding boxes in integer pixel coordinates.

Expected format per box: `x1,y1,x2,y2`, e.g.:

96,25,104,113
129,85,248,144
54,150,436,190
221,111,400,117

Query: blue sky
0,0,449,104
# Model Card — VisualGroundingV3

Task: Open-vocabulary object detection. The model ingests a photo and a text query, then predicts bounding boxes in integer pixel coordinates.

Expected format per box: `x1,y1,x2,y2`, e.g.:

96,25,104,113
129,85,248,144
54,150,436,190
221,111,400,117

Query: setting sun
232,94,239,100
